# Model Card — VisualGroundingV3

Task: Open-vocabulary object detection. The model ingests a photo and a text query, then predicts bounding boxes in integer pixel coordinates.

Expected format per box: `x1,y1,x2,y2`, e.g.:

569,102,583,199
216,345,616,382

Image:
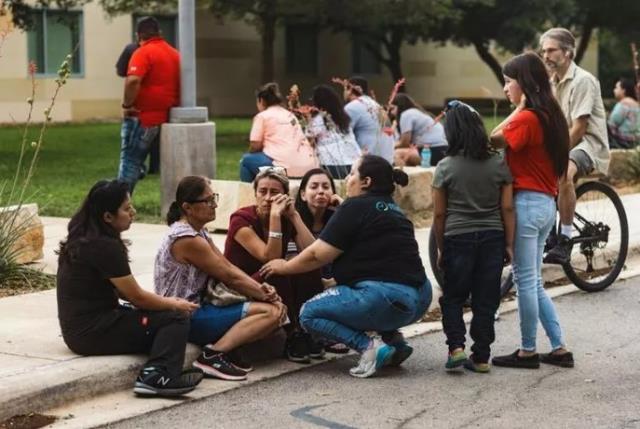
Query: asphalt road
106,277,640,429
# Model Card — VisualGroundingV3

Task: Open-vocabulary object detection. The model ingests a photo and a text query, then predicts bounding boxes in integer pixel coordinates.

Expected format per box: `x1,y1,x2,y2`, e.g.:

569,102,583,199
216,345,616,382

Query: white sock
561,224,572,238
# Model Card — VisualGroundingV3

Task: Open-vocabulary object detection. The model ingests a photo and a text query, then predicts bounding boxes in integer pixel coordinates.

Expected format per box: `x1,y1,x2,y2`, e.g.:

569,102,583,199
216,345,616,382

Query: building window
27,9,83,75
132,14,178,47
352,34,381,75
286,25,318,75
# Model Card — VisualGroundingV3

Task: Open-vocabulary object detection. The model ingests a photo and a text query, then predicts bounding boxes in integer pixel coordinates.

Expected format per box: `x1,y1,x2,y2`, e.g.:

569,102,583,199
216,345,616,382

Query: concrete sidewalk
2,193,640,423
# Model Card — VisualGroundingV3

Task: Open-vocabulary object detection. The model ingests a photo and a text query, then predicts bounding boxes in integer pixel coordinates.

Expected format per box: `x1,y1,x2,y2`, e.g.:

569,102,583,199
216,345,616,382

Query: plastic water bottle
420,146,431,167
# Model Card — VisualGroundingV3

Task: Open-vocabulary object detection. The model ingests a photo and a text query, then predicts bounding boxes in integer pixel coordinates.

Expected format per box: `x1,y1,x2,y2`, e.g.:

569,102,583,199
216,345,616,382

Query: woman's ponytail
392,169,409,187
166,201,182,225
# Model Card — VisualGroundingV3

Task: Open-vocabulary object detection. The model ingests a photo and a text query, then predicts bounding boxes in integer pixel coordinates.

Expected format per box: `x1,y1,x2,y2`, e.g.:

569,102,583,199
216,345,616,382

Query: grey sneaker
349,337,396,378
134,367,203,397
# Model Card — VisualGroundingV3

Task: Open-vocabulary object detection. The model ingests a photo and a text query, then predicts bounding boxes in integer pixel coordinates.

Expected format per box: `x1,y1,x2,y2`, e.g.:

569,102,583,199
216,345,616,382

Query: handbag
204,277,247,307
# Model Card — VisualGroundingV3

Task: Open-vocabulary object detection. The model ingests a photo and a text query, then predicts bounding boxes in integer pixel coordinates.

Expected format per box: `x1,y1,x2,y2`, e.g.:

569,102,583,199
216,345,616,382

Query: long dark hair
312,84,351,133
358,155,409,195
255,82,283,107
166,176,209,225
294,168,337,230
57,180,129,262
392,93,430,133
444,103,492,160
502,52,569,177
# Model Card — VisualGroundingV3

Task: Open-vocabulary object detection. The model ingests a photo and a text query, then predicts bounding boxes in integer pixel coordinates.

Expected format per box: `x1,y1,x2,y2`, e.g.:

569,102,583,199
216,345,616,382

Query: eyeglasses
257,166,288,176
188,193,219,207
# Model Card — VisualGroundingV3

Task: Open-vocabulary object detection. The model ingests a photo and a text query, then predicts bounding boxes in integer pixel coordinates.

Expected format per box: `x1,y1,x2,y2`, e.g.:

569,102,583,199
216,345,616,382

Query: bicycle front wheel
563,181,629,292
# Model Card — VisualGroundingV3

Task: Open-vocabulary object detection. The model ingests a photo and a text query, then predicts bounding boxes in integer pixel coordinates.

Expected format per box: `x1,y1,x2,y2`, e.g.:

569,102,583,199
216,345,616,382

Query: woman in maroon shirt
224,167,324,363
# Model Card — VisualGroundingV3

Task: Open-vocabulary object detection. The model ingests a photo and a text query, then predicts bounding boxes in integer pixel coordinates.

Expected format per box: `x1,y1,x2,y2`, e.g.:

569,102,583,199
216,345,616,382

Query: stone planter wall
0,203,44,264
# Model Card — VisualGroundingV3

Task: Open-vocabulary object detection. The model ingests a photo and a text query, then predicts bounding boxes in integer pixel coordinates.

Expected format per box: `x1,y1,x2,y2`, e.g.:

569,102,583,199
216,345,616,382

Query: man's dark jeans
440,229,505,363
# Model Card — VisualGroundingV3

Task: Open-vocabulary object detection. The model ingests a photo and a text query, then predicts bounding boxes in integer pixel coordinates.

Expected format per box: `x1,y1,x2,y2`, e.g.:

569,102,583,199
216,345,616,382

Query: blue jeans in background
440,229,504,363
239,151,273,182
299,280,432,352
513,191,565,352
118,117,159,193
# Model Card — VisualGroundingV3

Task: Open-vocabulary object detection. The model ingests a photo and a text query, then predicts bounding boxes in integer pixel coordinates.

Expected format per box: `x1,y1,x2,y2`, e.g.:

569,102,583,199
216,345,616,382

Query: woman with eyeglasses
432,101,514,373
239,82,318,182
391,93,448,167
260,155,432,378
56,180,203,397
224,167,325,363
154,176,287,381
490,52,574,369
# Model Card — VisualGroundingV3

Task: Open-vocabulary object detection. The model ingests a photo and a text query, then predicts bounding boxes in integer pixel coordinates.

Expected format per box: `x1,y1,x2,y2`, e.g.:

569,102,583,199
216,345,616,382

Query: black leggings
62,307,190,377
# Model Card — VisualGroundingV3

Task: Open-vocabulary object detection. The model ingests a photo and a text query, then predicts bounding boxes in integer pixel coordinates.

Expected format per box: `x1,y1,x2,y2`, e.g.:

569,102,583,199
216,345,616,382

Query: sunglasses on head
257,166,288,176
445,99,479,115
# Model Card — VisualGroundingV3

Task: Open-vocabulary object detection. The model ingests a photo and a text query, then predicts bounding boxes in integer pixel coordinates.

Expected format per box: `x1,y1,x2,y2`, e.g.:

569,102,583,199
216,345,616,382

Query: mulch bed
0,414,57,429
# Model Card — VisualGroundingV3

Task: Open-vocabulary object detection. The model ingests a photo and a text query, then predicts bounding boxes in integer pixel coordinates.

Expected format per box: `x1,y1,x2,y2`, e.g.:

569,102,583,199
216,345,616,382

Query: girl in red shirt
490,52,575,369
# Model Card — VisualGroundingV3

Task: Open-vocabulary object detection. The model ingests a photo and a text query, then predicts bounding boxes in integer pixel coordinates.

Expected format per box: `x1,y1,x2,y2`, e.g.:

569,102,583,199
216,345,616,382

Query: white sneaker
349,337,396,378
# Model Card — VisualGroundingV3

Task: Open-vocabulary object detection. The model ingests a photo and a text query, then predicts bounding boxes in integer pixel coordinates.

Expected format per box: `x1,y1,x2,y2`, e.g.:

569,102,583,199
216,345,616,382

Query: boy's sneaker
540,351,574,368
284,332,311,364
193,348,248,381
349,337,396,378
463,355,491,373
445,349,468,371
387,341,414,367
226,349,253,373
133,366,203,397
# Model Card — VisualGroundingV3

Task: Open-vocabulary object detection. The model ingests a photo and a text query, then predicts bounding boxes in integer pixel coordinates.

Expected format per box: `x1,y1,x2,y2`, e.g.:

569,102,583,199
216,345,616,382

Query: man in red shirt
118,16,180,193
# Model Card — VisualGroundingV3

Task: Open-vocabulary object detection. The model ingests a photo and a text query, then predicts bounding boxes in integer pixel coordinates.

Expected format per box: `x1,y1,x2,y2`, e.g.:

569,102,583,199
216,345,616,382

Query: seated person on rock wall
239,82,318,182
154,175,286,381
608,77,640,149
260,155,432,379
391,93,448,167
56,179,203,398
224,167,325,364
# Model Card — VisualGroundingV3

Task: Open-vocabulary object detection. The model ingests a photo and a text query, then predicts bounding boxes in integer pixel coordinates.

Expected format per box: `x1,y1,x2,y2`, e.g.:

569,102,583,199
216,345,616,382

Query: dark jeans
62,306,190,377
252,270,324,331
440,229,504,362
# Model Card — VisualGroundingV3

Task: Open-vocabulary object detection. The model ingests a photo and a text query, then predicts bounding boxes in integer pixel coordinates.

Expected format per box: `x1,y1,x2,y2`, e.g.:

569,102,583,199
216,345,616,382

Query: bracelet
268,231,283,239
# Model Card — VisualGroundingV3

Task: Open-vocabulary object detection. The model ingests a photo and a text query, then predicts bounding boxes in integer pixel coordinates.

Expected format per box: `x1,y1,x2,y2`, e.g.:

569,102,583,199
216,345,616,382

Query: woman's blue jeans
513,191,565,352
239,152,273,182
299,280,432,352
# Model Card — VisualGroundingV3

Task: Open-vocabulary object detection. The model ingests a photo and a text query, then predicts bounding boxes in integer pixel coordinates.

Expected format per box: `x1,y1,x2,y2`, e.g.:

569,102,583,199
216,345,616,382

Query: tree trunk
382,28,405,89
472,39,504,86
574,21,594,65
261,14,276,83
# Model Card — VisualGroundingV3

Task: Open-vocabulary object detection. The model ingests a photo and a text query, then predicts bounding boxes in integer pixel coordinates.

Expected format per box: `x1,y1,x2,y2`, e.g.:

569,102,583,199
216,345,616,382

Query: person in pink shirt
240,83,318,182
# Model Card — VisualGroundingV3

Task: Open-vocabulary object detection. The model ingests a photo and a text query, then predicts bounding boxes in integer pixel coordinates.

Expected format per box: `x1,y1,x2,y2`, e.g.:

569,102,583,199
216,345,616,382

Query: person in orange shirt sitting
118,16,180,193
240,83,318,182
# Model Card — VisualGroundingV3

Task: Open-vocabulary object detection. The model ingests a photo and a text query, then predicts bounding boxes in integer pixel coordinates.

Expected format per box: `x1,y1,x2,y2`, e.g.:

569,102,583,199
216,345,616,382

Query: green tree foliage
321,0,454,84
429,0,572,86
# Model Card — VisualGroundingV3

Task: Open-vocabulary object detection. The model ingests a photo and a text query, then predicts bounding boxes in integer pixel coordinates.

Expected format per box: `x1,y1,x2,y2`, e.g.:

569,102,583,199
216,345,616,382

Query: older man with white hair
539,27,610,264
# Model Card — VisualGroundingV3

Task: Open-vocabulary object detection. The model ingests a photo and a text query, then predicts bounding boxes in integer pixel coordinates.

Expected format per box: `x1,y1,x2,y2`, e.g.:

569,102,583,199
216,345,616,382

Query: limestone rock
393,166,434,228
0,203,44,264
206,180,255,231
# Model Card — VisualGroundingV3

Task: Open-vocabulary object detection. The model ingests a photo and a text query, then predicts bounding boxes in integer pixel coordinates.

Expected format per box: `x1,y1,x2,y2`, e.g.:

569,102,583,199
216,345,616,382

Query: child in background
432,101,514,373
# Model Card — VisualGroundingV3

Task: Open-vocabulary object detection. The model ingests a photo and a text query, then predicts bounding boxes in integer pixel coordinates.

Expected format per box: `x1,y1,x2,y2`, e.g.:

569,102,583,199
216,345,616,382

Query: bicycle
428,177,629,296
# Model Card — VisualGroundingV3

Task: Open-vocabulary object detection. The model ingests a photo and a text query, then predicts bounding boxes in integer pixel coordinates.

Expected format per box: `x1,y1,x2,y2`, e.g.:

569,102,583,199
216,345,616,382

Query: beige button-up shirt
552,61,610,174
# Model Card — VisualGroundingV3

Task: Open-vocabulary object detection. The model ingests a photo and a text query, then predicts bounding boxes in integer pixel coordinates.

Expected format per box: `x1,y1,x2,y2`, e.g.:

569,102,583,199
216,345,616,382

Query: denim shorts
188,302,250,346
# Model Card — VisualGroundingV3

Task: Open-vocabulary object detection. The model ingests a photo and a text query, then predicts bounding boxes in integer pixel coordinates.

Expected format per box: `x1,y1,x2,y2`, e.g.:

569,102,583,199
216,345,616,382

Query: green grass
0,119,250,223
0,116,503,223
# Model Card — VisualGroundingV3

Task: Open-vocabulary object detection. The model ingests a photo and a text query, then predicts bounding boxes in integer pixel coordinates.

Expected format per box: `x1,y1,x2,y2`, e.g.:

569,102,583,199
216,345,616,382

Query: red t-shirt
127,37,180,127
503,109,558,196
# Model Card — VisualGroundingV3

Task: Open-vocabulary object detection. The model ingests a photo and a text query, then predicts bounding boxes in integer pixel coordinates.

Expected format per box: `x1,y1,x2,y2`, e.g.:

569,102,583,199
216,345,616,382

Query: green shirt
432,154,512,236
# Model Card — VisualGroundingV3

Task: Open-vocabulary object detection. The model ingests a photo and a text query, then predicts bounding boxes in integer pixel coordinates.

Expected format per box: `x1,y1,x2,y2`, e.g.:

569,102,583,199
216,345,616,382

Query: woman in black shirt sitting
260,155,432,378
56,180,203,397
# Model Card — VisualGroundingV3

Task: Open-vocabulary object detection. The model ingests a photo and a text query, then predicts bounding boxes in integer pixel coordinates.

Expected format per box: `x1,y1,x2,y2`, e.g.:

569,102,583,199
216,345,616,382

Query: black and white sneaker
305,334,326,360
284,332,311,364
227,349,253,372
133,366,203,397
193,348,248,381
